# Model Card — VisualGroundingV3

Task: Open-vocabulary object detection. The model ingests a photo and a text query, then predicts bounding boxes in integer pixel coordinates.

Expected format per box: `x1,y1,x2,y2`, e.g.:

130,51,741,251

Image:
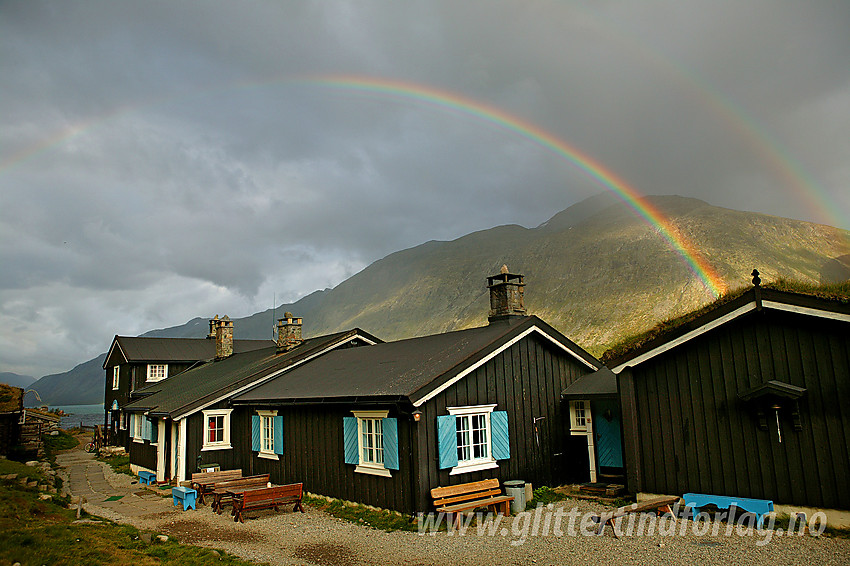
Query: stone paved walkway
56,442,182,521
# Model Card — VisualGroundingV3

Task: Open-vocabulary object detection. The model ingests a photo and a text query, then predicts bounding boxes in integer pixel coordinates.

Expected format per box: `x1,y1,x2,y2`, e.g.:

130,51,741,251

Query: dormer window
147,364,168,382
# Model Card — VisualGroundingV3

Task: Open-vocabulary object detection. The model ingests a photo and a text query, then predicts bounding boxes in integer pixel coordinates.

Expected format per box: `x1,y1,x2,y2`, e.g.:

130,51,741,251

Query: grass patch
43,430,79,465
98,453,132,477
0,482,265,565
303,494,419,532
0,458,48,483
525,486,570,509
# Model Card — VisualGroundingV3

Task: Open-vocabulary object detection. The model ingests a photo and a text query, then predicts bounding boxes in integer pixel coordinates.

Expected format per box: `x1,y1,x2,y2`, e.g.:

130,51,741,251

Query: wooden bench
209,474,271,514
172,486,198,511
232,483,305,523
431,479,514,530
683,493,774,529
190,469,242,505
593,496,680,538
138,470,156,485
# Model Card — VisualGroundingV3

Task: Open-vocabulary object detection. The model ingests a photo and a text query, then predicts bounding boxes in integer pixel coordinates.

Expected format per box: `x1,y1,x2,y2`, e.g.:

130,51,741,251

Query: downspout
586,412,597,483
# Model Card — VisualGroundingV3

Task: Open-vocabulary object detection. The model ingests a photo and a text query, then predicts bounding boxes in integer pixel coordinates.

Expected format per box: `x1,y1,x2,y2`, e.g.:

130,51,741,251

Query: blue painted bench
683,493,773,529
138,470,156,485
172,486,197,511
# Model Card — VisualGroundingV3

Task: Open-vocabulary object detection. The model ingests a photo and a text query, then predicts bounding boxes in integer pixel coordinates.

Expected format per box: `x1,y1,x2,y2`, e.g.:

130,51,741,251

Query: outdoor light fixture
412,409,422,422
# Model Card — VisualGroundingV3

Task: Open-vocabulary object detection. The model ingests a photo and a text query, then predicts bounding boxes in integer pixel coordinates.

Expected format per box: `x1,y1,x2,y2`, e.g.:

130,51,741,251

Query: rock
140,533,152,544
156,535,169,543
27,481,38,488
2,473,17,480
25,461,39,467
39,494,52,500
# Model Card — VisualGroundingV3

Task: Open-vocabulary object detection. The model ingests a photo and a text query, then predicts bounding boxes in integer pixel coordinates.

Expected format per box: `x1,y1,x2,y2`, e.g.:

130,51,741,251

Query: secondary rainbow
302,75,726,297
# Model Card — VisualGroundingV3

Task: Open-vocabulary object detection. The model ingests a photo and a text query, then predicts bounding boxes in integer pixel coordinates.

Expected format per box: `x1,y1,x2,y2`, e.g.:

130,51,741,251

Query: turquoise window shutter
150,418,158,443
343,417,359,465
437,415,458,469
273,416,284,455
382,417,399,470
251,415,260,451
142,416,150,441
130,414,136,438
491,411,510,460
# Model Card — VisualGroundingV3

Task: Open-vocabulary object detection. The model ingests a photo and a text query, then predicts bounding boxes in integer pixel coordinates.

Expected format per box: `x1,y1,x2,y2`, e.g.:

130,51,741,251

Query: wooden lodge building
110,267,850,518
121,267,606,513
604,273,850,516
103,323,274,450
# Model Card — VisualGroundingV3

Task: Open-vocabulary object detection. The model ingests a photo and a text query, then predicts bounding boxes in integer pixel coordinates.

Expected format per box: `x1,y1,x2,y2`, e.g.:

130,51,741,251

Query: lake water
48,403,105,430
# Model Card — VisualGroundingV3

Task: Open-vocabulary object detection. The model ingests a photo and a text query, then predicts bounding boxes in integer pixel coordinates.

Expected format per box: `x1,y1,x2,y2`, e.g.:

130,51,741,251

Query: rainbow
301,74,727,297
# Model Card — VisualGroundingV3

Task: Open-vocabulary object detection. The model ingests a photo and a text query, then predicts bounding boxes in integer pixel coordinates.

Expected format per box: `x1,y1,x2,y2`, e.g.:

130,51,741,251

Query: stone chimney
207,315,219,339
487,264,526,323
277,312,303,352
215,315,233,359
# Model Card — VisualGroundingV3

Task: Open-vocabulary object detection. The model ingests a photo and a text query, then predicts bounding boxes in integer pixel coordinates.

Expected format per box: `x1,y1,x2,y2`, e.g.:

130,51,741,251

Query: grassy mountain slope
0,372,36,389
27,195,850,405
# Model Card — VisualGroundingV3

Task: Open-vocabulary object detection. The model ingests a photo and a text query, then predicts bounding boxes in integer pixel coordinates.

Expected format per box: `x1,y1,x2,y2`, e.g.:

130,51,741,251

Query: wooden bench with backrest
232,483,305,523
431,478,515,530
190,469,242,505
209,474,271,514
593,496,681,538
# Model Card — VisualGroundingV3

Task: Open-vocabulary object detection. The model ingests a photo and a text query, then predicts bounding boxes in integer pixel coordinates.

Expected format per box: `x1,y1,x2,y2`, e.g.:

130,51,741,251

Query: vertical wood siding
627,310,850,509
187,403,418,513
416,332,592,511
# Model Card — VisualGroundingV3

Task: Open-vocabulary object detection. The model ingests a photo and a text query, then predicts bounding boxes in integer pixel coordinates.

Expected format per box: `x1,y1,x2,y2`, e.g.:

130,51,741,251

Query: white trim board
762,301,850,323
174,333,378,420
413,325,599,408
611,302,758,373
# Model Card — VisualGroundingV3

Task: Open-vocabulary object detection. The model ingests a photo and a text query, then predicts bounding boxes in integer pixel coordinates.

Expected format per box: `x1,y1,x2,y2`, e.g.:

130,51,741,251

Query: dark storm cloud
1,0,848,377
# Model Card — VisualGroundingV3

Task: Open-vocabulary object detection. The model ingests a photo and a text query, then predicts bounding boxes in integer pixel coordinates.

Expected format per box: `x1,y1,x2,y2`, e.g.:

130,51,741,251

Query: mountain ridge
22,194,850,405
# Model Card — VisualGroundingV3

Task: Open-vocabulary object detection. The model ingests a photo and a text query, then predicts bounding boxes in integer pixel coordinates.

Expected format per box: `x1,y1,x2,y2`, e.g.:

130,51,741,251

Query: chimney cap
500,264,509,274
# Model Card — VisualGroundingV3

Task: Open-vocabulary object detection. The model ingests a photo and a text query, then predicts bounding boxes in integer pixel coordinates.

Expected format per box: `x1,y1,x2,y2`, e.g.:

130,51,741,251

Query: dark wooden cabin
609,277,850,511
123,317,381,483
103,320,274,450
231,269,603,513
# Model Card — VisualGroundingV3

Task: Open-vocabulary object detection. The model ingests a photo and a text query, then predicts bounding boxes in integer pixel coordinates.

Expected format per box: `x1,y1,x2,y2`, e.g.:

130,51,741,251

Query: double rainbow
303,75,726,297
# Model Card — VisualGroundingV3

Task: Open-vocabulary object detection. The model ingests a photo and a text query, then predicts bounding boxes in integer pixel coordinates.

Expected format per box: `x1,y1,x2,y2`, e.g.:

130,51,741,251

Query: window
119,411,127,430
202,409,233,450
570,400,588,434
343,410,399,477
133,413,145,442
438,405,510,475
360,417,384,465
252,410,282,460
147,364,168,382
112,366,120,390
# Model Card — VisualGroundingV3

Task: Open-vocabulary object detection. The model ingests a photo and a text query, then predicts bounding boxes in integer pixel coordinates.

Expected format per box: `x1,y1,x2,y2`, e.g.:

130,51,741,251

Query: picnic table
209,474,271,514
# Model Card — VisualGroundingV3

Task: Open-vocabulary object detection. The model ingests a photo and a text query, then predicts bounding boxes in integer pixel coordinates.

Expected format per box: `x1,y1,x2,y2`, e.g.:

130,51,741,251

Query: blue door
593,399,623,468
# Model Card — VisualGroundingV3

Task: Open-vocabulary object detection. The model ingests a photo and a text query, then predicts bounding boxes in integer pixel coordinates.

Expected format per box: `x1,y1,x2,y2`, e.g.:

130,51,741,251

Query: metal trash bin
504,480,526,514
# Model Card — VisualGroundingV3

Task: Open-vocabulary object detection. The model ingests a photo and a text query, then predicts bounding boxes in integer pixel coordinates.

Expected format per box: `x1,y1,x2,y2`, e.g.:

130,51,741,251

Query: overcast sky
1,0,848,379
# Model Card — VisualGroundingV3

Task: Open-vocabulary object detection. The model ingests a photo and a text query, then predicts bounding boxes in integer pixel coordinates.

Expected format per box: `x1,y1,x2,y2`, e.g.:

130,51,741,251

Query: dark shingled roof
561,367,618,398
103,336,275,368
126,329,379,418
234,316,601,405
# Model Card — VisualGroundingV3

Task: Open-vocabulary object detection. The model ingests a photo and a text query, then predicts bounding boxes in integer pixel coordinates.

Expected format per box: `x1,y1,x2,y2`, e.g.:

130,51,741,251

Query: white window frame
447,404,498,475
146,364,168,382
202,409,233,451
112,366,120,390
133,412,145,443
119,411,126,430
352,409,390,477
570,400,588,435
257,409,278,460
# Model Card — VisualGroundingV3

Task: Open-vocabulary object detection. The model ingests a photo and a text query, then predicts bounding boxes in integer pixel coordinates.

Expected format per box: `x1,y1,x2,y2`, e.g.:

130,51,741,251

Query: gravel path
58,442,850,565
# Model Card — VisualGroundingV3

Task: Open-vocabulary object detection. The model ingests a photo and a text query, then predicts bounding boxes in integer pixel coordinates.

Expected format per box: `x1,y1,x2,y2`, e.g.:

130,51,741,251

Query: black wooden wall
416,332,593,512
620,309,850,510
187,403,419,513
